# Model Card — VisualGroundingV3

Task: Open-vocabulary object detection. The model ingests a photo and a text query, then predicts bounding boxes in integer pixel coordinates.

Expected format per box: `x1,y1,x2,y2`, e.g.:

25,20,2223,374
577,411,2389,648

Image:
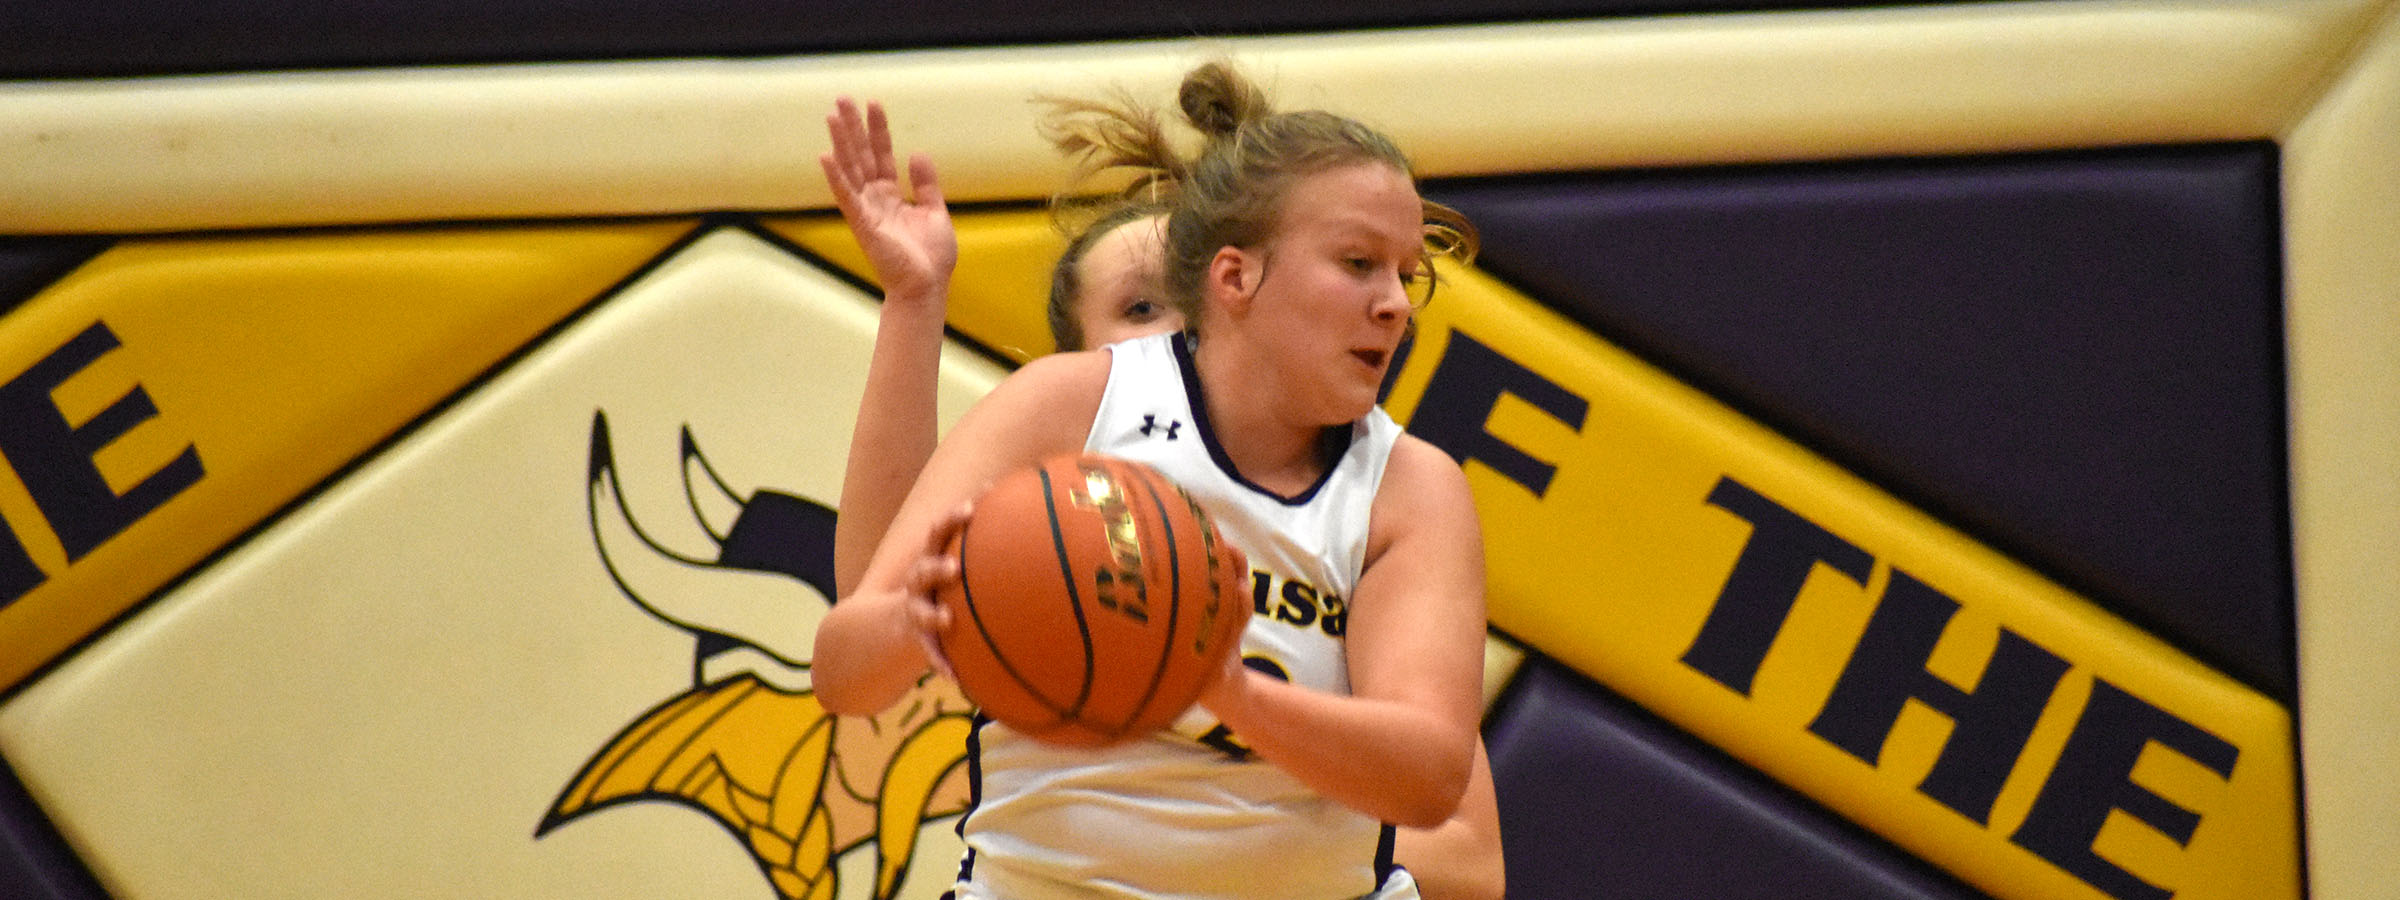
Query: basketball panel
941,465,1092,731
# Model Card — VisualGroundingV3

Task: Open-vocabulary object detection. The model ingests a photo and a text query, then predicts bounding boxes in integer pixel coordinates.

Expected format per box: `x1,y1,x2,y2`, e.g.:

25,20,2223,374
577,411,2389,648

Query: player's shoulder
1372,433,1473,519
1384,432,1466,489
992,346,1112,402
1363,431,1480,571
954,348,1116,455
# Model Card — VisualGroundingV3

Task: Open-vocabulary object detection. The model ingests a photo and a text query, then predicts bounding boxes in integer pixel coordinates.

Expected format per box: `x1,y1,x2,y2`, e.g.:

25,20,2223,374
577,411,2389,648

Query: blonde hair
1036,87,1192,351
1039,84,1191,212
1037,60,1477,342
1162,61,1478,329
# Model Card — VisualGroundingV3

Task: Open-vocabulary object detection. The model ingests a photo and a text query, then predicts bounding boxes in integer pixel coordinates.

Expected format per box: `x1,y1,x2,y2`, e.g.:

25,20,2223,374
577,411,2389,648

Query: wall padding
0,0,2375,233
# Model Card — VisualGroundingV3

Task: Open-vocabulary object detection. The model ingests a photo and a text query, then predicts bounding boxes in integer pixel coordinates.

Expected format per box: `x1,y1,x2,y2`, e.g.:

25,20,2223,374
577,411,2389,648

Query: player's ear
1206,245,1260,317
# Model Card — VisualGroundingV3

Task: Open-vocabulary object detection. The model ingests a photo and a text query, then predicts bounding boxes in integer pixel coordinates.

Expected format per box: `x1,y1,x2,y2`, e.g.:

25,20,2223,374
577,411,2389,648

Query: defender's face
1072,215,1183,349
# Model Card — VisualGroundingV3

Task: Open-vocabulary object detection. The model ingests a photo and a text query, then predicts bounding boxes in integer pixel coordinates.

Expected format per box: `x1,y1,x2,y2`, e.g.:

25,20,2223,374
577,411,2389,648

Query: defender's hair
1045,200,1170,352
1035,86,1192,351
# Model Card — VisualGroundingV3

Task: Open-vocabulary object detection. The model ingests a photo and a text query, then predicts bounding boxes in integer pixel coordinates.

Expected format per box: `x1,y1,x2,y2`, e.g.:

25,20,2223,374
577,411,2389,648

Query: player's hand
902,500,974,680
1195,644,1254,719
820,97,958,307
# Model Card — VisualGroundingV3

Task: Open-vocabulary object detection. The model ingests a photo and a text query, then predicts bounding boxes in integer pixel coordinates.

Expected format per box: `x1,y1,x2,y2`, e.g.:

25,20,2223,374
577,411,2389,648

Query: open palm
820,97,958,302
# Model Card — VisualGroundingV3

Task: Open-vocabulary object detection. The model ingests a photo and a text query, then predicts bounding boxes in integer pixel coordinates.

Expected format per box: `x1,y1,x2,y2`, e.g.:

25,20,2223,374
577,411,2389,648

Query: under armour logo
1139,415,1183,440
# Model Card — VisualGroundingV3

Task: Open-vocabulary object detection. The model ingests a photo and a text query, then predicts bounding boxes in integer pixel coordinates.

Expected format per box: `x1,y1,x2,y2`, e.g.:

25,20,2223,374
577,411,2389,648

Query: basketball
935,453,1251,747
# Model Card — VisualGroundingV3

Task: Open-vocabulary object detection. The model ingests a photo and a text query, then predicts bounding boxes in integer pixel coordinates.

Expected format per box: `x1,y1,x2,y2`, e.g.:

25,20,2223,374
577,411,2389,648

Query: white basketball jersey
949,332,1412,900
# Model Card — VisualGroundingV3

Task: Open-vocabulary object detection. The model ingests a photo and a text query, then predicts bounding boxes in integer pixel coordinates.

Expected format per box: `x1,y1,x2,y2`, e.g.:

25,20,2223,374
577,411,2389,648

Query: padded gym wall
3,2,2393,899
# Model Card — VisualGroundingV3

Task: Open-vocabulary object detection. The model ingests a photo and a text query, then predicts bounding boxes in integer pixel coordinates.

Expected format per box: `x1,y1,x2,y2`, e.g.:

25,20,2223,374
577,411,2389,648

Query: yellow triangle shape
765,210,1062,364
0,220,693,691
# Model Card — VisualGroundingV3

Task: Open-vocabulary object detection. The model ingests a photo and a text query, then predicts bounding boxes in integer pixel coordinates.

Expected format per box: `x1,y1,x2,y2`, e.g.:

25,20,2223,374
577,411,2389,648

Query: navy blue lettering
0,322,201,573
0,515,39,605
1680,477,1873,695
2012,679,2239,900
1407,331,1587,498
1807,568,2070,823
1276,580,1319,628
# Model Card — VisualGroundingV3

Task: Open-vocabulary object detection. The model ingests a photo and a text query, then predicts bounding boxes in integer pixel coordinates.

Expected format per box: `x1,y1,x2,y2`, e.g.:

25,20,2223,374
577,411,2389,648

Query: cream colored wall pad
0,227,1001,900
0,0,2377,234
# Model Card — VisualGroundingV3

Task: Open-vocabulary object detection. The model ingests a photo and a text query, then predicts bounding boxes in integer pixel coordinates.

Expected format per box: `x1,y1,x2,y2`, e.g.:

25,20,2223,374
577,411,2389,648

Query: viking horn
587,411,828,667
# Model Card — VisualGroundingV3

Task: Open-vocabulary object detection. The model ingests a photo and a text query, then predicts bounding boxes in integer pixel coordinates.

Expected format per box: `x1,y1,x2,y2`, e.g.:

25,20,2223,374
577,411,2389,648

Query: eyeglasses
1243,244,1445,315
1406,253,1443,313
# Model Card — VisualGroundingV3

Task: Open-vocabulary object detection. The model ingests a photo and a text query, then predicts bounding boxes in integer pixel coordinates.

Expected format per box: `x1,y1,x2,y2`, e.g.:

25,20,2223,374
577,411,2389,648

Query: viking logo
538,411,974,900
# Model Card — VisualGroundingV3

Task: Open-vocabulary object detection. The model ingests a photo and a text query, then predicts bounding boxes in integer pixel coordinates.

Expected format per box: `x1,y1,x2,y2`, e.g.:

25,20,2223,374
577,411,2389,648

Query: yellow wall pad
0,0,2376,233
2281,3,2400,896
0,227,1004,900
768,210,1064,363
904,225,2297,900
1370,271,2301,900
817,202,2304,898
0,221,689,694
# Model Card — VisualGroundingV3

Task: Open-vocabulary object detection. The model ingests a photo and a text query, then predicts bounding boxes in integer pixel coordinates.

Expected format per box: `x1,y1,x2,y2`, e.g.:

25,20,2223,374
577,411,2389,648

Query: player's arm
833,288,945,597
812,350,1108,717
1396,738,1505,900
819,96,958,595
1199,434,1486,827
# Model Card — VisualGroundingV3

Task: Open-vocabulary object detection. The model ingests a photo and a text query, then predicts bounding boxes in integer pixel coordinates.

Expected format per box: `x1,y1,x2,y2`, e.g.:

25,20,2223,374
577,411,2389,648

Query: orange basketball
935,453,1251,747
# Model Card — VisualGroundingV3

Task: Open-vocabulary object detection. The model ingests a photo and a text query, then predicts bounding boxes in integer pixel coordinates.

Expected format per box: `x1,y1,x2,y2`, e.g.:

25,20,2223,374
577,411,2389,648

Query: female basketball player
816,64,1492,900
823,95,1504,900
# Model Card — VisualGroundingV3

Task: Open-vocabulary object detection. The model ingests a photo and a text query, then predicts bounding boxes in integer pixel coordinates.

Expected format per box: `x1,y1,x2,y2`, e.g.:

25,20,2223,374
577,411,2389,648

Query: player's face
1072,214,1183,348
1244,162,1423,422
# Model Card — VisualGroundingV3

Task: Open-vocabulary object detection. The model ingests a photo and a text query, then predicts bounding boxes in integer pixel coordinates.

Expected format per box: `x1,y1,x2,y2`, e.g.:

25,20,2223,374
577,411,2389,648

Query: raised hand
820,97,958,305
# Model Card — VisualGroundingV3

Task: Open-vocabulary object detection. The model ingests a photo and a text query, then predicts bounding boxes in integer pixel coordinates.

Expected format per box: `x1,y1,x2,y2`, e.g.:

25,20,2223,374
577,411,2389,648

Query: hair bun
1177,60,1270,139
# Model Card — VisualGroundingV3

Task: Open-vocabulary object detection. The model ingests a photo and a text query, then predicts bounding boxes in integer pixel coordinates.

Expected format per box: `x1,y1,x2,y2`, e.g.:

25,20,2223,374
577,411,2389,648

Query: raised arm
1198,435,1488,828
812,350,1108,716
821,97,960,596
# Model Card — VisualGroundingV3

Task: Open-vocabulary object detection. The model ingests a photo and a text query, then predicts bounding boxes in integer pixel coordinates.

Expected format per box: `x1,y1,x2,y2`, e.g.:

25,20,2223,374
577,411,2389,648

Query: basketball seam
957,506,1073,725
1114,466,1184,740
1041,464,1101,722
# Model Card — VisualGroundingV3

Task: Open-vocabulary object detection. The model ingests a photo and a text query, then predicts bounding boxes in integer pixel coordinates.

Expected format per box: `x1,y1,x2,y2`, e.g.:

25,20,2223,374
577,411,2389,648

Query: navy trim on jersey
1374,822,1398,884
1170,331,1355,507
954,713,991,885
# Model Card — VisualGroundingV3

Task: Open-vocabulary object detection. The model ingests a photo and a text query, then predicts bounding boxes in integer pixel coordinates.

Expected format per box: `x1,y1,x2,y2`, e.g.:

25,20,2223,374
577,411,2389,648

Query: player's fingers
923,501,973,556
907,152,947,211
820,153,862,218
917,627,957,681
907,553,960,596
866,101,897,181
819,149,849,193
825,106,864,185
839,98,886,179
904,590,957,679
915,585,953,623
